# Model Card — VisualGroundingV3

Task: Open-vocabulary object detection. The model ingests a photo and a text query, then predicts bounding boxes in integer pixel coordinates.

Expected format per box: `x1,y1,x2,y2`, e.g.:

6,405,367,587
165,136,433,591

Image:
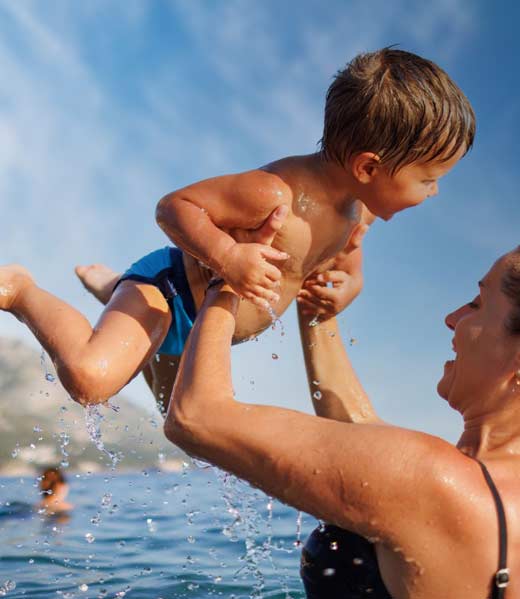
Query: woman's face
437,253,519,412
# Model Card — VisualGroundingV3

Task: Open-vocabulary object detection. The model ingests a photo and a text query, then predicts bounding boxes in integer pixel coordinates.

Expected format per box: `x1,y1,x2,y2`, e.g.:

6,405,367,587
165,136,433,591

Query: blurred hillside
0,338,184,475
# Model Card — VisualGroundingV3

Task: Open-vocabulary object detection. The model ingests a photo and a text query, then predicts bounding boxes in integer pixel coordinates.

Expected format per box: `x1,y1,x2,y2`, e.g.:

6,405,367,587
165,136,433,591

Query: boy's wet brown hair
320,48,476,173
502,246,520,335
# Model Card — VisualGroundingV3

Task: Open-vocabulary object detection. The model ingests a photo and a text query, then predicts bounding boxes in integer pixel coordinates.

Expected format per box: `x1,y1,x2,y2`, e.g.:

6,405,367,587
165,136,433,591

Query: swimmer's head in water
320,47,475,174
39,467,67,496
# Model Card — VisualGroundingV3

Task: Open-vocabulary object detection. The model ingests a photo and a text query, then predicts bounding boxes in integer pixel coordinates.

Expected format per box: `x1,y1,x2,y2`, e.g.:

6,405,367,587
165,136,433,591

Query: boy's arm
156,170,291,307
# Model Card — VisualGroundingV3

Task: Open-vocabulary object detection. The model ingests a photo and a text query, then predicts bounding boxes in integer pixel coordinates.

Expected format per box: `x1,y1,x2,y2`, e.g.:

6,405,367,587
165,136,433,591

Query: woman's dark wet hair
502,246,520,335
40,467,66,496
320,48,476,173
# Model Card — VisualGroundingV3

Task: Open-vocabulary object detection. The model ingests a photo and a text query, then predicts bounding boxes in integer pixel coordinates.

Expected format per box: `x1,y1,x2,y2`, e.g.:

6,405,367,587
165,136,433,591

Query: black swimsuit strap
477,460,510,599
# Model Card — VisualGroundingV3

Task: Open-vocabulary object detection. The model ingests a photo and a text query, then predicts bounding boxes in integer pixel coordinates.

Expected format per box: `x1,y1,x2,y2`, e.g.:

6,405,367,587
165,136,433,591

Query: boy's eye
467,300,480,309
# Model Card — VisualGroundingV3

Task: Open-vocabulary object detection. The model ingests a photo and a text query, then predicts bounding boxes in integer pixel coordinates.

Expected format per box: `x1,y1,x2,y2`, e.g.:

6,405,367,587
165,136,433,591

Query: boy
0,48,474,410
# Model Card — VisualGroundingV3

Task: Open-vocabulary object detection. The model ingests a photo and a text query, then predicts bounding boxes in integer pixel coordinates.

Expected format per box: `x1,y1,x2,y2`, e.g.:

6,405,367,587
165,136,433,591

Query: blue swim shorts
115,247,196,355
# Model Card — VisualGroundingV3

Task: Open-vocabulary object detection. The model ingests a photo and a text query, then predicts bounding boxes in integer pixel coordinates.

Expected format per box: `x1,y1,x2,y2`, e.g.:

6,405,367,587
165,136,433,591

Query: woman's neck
457,403,520,459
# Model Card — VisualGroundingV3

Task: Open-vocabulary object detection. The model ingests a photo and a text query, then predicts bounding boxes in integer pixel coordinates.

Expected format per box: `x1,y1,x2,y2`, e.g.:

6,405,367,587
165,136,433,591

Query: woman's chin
437,361,455,400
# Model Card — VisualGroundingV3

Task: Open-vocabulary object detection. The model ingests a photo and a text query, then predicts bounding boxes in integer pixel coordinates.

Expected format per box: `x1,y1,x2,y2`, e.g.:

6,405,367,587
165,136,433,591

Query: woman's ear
350,152,382,183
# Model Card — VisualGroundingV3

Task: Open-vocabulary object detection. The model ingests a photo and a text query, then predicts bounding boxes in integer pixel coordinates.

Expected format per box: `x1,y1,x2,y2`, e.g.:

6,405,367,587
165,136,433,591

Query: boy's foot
75,264,121,305
0,265,34,311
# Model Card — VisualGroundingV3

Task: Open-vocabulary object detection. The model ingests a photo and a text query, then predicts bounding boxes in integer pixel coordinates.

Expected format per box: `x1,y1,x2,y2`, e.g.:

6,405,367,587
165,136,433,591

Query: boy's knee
56,357,118,405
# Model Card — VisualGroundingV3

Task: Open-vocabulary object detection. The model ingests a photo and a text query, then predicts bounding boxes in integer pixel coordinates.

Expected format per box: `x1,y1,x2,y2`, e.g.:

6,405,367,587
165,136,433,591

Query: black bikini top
477,460,510,599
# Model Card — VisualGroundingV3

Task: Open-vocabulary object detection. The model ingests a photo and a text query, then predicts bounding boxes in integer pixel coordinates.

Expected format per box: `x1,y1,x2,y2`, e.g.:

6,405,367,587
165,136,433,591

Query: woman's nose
445,305,469,330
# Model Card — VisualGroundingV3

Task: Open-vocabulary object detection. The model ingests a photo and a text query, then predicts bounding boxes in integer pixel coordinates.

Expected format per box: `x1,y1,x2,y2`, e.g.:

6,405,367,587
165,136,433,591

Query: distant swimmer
37,468,73,515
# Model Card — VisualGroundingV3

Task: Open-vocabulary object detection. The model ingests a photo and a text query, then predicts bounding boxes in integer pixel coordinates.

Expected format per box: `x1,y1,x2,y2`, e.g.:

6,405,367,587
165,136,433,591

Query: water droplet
187,535,195,544
85,533,95,543
330,541,338,550
146,518,157,533
271,353,278,360
312,380,320,386
353,557,364,565
322,568,336,576
308,316,320,327
349,337,357,346
79,583,88,592
101,493,112,508
33,425,42,433
313,391,322,400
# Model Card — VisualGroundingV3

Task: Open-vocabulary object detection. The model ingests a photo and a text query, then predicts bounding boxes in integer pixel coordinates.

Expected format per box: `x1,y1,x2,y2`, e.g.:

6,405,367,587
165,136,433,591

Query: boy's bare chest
277,196,360,278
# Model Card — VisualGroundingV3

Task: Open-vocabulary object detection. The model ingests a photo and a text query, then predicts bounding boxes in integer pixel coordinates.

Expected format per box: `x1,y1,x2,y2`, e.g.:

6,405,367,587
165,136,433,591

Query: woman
164,246,520,598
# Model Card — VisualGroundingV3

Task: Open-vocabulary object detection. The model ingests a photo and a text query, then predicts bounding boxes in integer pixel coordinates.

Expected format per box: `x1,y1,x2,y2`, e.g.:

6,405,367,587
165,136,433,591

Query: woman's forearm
164,289,239,448
297,305,380,423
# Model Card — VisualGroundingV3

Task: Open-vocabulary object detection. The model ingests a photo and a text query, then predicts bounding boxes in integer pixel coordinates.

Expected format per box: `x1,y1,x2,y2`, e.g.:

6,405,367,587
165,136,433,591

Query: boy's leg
1,264,172,404
75,263,181,411
75,264,121,305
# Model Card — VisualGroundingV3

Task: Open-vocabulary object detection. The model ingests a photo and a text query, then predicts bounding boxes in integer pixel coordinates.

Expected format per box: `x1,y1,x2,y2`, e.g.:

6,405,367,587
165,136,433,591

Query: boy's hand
297,268,363,320
296,224,368,320
223,205,289,308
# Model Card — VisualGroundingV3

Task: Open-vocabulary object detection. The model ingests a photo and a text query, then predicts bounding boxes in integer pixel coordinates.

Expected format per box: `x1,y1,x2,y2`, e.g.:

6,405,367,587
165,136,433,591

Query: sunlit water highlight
0,471,315,598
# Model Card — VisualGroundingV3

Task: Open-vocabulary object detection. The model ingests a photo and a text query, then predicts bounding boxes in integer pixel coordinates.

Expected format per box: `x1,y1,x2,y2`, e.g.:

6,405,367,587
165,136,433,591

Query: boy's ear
350,152,382,183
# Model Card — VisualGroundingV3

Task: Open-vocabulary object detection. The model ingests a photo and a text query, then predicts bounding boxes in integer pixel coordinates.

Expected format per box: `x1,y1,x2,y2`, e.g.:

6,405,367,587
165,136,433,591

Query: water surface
0,470,316,598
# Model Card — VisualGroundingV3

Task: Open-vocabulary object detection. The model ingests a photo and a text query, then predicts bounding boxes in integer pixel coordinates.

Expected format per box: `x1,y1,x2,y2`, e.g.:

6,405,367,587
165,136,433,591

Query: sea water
0,471,315,598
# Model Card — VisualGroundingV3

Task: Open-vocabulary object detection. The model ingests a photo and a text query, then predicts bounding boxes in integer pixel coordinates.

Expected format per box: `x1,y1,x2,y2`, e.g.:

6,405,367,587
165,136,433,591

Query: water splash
266,306,285,337
0,580,16,596
308,316,320,328
40,349,56,383
214,471,271,597
84,405,123,468
59,432,70,468
293,512,303,547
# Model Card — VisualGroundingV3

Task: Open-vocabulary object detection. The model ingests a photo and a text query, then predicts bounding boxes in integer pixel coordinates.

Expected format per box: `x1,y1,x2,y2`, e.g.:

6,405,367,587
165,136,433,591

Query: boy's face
360,145,466,221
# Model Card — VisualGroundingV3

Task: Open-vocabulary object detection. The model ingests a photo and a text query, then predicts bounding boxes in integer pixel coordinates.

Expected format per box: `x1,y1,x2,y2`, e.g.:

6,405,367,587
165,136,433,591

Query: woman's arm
297,306,381,423
164,286,457,544
296,222,380,423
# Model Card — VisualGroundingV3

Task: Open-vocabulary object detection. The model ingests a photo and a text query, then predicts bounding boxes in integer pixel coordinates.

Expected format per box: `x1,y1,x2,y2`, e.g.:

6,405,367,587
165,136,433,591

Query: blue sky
0,0,518,442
